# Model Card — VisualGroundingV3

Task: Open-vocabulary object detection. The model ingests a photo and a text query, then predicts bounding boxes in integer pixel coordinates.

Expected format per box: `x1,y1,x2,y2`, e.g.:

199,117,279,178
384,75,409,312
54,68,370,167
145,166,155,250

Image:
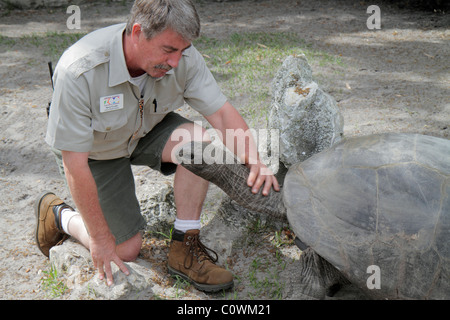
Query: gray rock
49,240,159,300
49,240,147,299
138,181,177,235
269,54,344,168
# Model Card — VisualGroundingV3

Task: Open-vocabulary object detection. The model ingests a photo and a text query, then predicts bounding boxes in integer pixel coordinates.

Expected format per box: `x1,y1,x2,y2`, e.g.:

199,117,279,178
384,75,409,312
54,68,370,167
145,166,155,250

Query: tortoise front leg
175,141,287,220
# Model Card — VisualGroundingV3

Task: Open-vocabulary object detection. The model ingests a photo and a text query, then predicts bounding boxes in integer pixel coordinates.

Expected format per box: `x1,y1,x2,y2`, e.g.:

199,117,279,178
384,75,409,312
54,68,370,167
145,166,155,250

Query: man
36,0,278,292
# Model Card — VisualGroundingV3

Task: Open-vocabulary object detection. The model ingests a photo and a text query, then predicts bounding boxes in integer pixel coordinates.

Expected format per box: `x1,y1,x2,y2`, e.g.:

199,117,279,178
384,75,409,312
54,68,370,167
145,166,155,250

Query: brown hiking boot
34,191,72,257
167,229,234,292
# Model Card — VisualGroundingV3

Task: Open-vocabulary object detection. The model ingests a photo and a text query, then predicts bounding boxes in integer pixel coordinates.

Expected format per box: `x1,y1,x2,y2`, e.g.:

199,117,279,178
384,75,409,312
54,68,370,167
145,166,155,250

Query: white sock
174,218,201,233
60,208,79,236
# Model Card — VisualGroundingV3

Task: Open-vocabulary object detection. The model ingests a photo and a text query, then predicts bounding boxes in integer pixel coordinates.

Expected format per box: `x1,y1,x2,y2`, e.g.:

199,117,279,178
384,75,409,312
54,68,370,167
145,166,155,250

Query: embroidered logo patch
100,94,123,113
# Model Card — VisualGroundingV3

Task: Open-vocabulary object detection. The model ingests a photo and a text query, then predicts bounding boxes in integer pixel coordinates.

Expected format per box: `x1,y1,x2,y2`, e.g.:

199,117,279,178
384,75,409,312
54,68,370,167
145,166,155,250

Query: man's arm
61,151,129,285
204,102,280,196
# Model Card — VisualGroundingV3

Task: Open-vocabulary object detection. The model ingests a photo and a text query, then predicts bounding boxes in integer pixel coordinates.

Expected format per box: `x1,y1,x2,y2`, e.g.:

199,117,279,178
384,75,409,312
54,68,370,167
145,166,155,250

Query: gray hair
126,0,200,42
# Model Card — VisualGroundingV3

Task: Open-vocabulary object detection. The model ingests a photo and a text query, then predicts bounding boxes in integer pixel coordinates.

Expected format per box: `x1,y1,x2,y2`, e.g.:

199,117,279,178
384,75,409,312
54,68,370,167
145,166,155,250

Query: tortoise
176,133,450,299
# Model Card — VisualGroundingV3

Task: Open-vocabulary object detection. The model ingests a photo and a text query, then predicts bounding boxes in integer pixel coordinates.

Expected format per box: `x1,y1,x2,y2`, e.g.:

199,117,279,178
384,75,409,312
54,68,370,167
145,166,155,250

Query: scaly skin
176,141,287,220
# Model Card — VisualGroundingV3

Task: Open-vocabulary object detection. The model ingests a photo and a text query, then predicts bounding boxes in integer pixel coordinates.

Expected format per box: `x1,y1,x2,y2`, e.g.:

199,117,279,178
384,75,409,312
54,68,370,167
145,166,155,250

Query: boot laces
184,233,218,269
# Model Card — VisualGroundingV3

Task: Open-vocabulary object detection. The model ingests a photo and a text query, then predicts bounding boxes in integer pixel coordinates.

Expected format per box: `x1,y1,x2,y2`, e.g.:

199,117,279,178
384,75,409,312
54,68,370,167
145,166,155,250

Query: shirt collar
108,23,130,87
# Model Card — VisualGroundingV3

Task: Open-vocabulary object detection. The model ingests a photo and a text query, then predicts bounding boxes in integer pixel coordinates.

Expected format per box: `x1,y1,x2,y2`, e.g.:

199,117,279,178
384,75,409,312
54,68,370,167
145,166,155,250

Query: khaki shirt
46,23,227,160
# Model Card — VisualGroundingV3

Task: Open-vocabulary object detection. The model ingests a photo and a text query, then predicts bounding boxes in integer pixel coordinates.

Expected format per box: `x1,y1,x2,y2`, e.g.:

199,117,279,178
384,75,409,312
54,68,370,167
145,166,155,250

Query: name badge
100,94,123,113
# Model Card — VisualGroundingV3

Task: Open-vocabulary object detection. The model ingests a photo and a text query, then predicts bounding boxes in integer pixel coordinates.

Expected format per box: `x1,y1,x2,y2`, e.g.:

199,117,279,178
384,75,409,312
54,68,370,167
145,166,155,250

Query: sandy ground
0,0,448,299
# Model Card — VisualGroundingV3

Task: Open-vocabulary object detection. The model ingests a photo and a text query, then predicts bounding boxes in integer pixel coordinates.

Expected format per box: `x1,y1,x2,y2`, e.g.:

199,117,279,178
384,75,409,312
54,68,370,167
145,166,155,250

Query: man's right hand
89,232,130,286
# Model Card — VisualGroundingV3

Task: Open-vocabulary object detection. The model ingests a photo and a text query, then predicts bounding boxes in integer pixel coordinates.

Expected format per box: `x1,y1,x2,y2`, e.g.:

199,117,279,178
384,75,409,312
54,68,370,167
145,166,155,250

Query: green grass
0,31,86,63
193,32,343,128
40,264,68,298
147,225,174,241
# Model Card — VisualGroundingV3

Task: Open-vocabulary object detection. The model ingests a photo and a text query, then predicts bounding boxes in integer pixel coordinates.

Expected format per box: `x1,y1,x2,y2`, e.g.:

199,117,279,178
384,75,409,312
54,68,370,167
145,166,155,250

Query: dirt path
0,0,448,299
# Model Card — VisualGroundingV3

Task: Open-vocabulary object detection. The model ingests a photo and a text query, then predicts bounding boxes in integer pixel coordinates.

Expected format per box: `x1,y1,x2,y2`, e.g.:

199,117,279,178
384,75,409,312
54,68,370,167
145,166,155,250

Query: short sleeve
183,47,227,116
45,67,94,152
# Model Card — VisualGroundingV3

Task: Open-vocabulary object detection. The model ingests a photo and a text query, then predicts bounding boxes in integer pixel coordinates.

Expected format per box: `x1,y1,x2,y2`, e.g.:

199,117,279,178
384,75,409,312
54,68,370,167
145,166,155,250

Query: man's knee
116,232,142,262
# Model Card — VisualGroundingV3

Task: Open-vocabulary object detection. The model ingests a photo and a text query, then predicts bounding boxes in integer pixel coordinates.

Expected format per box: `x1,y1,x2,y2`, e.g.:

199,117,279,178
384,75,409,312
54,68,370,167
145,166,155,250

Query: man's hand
205,102,281,197
246,160,280,196
89,232,130,286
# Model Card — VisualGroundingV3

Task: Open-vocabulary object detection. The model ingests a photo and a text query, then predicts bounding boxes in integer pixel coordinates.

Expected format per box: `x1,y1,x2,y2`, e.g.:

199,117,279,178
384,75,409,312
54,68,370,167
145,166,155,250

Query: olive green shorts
53,112,192,244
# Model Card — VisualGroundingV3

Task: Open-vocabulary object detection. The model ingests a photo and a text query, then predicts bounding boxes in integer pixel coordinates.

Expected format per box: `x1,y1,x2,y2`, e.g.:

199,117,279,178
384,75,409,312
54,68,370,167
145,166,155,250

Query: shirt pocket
91,109,129,140
151,95,185,115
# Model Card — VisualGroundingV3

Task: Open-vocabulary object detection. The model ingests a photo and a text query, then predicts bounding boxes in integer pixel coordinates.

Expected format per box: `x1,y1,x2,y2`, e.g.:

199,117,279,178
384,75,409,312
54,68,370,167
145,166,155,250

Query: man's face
133,26,191,78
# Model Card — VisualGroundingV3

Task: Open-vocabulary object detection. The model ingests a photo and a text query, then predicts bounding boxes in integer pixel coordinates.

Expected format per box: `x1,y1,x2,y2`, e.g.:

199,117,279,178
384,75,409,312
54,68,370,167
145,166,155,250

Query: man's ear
131,23,142,42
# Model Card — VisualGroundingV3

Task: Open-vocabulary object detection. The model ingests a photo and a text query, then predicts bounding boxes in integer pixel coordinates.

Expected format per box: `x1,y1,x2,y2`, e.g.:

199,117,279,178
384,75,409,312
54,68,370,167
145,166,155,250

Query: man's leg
161,122,209,222
35,192,142,262
64,157,145,261
36,151,145,262
64,215,142,262
160,122,234,292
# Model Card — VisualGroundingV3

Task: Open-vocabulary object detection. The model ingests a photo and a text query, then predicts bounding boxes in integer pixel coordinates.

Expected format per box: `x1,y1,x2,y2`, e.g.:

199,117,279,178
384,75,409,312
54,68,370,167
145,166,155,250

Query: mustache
154,64,172,71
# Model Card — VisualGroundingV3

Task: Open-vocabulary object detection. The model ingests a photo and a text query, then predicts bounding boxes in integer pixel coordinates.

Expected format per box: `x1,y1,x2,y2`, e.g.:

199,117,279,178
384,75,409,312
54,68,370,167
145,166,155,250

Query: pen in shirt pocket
153,99,157,112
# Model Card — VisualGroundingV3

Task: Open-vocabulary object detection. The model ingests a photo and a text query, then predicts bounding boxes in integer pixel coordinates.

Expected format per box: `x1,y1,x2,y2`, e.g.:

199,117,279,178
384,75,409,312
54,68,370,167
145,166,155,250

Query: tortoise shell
283,133,450,299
